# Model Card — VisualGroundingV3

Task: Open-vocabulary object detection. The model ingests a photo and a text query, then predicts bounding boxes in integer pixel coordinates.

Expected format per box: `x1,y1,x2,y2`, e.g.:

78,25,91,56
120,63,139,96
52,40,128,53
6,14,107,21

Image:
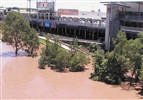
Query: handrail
26,17,106,28
119,15,143,21
120,26,143,32
38,36,89,55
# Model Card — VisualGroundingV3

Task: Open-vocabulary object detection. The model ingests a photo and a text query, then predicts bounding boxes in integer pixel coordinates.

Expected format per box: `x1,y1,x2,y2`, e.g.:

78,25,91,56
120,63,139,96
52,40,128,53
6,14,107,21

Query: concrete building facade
104,2,143,50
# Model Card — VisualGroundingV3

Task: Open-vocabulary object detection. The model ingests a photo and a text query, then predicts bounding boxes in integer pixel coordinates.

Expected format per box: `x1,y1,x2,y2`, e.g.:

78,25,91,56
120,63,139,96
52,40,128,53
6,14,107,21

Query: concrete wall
125,3,143,12
105,2,143,50
105,4,119,50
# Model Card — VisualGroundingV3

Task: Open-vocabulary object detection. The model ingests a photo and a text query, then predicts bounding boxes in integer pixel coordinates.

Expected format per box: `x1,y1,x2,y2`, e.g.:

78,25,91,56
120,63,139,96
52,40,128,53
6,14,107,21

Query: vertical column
36,22,39,32
84,30,86,39
65,27,67,36
97,29,99,41
61,27,63,35
57,27,59,35
105,5,112,50
43,22,45,32
74,27,76,38
138,3,141,27
32,22,33,28
48,13,50,20
79,29,80,38
92,30,94,40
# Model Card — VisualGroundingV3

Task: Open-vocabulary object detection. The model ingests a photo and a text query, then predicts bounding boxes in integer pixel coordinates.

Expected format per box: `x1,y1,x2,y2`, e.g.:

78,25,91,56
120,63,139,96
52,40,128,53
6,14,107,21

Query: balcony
26,17,106,29
119,15,143,22
120,26,143,33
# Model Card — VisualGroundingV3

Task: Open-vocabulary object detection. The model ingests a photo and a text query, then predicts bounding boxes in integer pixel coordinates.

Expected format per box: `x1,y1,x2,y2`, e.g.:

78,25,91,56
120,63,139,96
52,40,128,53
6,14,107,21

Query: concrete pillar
62,27,64,35
105,5,118,50
37,12,39,19
48,13,50,20
69,28,71,34
57,27,59,34
50,27,51,33
79,29,80,38
97,30,99,40
92,30,94,40
84,30,86,39
137,3,140,27
99,20,102,27
74,28,76,37
65,27,67,35
36,22,39,32
43,22,45,32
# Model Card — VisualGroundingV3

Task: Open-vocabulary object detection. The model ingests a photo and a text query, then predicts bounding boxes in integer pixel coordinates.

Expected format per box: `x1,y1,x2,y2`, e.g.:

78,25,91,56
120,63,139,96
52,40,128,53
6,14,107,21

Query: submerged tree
2,11,39,56
0,21,4,33
91,31,130,84
39,35,89,72
124,33,143,83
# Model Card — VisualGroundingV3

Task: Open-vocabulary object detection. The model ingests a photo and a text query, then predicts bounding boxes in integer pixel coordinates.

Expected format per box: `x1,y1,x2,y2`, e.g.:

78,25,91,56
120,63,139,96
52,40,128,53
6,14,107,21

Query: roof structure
101,2,143,8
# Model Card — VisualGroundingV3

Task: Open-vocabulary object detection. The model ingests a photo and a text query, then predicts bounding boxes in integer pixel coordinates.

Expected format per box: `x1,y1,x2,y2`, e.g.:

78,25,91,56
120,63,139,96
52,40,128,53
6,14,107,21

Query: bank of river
1,42,142,99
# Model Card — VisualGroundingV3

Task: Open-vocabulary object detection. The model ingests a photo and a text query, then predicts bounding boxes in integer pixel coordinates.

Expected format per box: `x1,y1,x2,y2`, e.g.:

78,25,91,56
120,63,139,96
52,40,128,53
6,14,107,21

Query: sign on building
37,2,54,12
45,21,51,27
107,6,111,13
57,9,78,15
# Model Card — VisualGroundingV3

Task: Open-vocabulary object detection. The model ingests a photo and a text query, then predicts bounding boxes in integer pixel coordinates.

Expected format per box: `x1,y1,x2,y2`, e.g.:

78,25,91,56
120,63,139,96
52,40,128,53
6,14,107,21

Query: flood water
1,42,141,99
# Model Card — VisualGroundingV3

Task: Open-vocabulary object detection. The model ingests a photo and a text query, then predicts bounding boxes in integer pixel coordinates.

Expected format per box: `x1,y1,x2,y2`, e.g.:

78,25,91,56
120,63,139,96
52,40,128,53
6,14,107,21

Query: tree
54,48,70,71
112,31,127,55
39,35,89,72
90,49,106,81
2,11,39,56
124,33,143,83
0,21,4,33
69,52,89,72
91,31,129,84
70,37,79,53
89,43,98,53
24,28,39,57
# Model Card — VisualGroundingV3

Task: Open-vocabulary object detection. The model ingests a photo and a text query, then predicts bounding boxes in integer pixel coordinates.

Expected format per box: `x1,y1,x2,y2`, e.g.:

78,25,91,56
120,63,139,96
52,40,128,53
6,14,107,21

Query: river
1,42,141,99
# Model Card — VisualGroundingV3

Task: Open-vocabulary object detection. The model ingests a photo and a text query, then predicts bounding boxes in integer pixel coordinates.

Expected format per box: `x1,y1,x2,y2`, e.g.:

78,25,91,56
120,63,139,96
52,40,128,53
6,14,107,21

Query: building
0,1,106,46
104,2,143,50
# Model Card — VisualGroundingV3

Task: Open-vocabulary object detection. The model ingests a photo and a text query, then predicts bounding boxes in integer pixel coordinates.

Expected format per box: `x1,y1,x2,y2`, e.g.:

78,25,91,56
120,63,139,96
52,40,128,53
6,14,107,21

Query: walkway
39,36,71,51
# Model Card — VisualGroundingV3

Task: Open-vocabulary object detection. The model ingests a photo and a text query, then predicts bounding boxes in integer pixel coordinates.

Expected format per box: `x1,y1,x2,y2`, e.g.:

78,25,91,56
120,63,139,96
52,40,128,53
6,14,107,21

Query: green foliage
39,35,89,72
124,33,143,82
90,49,106,81
113,31,127,55
91,31,143,85
104,53,129,84
39,38,46,44
2,11,39,56
89,43,98,53
69,52,89,72
0,21,4,32
54,48,70,71
91,31,130,85
70,37,79,53
24,29,39,57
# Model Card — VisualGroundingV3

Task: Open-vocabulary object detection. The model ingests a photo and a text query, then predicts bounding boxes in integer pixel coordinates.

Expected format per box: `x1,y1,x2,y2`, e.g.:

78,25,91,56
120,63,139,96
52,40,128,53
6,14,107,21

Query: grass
39,37,66,51
19,8,28,10
39,38,46,44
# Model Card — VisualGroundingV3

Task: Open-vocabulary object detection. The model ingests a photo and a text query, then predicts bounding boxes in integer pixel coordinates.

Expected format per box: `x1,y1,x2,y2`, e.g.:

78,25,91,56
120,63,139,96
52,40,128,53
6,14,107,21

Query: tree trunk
15,47,18,56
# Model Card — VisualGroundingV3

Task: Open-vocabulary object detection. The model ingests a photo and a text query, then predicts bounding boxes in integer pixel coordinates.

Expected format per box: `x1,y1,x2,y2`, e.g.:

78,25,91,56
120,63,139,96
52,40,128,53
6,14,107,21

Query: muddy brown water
1,42,142,99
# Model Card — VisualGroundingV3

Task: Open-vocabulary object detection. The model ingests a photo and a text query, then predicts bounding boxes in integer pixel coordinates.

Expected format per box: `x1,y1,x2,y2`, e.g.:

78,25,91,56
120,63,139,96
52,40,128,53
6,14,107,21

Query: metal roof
101,2,143,8
103,3,131,8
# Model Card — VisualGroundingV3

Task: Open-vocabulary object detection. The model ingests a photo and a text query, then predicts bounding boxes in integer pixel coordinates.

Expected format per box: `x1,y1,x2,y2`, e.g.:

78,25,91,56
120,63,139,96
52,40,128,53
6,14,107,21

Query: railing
120,26,143,32
119,15,143,21
55,20,106,28
26,17,106,28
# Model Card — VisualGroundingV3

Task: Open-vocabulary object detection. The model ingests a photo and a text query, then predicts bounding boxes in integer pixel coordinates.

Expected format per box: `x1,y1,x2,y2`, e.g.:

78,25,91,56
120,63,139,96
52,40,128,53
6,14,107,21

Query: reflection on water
1,43,140,99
